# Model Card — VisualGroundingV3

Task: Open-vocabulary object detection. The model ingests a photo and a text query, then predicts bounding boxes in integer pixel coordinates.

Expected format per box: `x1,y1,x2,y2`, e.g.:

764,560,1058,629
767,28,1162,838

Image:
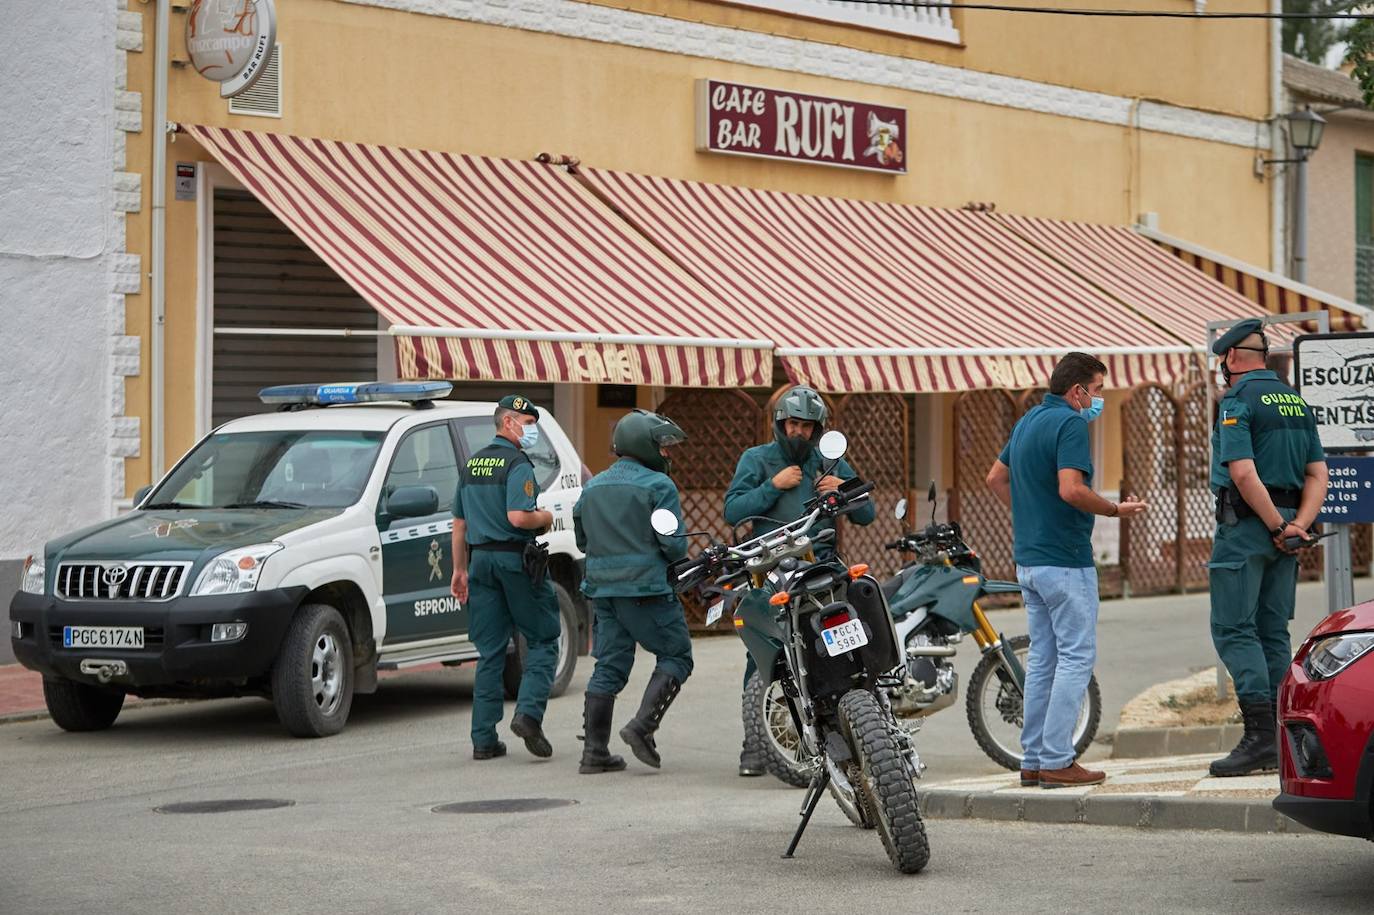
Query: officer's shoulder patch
524,479,535,498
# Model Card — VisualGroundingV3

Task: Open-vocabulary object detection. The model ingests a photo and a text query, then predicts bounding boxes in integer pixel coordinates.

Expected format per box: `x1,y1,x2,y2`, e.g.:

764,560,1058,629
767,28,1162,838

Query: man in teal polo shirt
987,353,1147,789
450,395,560,761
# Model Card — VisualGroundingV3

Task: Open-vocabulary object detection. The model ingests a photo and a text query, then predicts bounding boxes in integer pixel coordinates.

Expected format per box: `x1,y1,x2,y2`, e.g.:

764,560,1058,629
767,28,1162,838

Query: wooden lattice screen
657,388,765,629
950,389,1020,584
833,393,912,578
1120,384,1186,595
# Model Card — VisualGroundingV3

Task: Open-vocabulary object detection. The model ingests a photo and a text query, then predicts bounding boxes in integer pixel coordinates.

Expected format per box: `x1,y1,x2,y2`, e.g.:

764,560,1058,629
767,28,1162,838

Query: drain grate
156,799,295,815
432,798,578,814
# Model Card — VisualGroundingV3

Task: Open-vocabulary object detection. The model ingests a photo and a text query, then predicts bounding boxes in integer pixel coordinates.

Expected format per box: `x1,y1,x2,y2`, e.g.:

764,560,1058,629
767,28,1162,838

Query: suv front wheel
43,678,125,732
503,582,578,700
272,603,354,738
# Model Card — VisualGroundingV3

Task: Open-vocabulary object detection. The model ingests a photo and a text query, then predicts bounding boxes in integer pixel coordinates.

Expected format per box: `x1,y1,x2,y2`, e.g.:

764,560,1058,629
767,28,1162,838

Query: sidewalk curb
1111,724,1244,759
919,788,1311,836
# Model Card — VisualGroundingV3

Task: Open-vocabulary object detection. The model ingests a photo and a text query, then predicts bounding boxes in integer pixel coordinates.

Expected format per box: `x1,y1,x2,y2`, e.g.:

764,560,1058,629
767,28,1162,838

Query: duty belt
1215,486,1302,525
468,541,528,553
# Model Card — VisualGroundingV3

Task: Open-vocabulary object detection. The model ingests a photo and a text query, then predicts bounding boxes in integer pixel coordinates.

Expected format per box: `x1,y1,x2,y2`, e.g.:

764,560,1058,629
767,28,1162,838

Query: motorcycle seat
983,579,1022,595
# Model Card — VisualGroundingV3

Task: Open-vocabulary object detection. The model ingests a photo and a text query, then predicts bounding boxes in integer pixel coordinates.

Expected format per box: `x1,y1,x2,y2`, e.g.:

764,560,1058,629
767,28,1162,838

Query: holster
523,540,550,585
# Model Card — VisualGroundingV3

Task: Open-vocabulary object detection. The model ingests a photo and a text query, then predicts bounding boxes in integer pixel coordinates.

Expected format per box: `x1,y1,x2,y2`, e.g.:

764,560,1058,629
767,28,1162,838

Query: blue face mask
518,423,540,450
1079,391,1104,423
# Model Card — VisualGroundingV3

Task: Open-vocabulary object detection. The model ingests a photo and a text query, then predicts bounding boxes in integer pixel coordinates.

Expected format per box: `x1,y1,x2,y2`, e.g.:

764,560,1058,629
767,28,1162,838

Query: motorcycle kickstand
781,767,831,860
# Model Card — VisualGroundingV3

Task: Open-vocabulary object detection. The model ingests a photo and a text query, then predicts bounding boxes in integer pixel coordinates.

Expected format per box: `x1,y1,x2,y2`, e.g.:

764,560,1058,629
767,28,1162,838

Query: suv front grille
56,563,191,601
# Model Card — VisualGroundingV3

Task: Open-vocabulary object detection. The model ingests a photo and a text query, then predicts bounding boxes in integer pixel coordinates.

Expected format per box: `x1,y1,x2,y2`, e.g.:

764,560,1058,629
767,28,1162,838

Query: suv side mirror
387,485,440,520
133,485,153,507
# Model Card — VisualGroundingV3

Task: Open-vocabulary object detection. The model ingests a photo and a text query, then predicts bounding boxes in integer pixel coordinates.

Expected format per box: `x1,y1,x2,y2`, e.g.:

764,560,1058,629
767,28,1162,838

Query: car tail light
1285,722,1333,779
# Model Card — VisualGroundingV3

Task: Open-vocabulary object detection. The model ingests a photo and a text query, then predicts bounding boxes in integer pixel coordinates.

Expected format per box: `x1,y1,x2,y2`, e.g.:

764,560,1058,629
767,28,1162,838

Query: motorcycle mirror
894,498,907,521
926,480,937,504
650,508,681,537
817,430,847,461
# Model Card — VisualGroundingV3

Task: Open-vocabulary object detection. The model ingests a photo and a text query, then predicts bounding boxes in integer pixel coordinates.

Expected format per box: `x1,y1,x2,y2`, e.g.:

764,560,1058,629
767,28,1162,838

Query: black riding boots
619,670,682,769
578,692,627,774
1208,699,1279,777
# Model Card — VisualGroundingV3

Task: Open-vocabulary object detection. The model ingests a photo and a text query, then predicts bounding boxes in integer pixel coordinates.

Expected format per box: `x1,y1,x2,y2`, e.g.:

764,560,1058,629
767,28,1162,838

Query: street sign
1293,332,1374,454
1317,456,1374,525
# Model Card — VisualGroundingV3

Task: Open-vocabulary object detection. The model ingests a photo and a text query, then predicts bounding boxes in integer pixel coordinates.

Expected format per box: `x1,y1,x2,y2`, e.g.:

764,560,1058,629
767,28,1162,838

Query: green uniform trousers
468,549,560,748
1207,510,1299,705
585,594,693,695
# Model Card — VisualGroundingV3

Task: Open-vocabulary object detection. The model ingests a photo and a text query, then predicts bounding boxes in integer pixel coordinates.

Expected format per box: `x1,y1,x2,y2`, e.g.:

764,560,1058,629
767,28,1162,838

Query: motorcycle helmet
612,409,687,474
773,385,828,463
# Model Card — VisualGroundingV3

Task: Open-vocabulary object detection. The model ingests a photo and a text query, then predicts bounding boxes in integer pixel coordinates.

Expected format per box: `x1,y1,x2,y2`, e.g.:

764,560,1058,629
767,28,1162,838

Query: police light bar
258,381,454,405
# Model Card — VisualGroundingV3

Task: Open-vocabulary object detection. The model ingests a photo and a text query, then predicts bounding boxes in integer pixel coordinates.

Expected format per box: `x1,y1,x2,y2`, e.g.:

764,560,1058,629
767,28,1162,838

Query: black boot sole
578,757,628,774
620,724,661,769
1208,759,1279,778
511,717,553,759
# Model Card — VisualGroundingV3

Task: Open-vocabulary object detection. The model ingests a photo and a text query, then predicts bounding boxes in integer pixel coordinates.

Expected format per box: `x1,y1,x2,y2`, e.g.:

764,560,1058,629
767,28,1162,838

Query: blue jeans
1017,565,1098,771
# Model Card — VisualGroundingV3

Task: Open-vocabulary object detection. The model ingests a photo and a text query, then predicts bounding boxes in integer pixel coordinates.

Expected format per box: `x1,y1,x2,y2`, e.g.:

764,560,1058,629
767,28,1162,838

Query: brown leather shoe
1020,770,1039,787
1040,762,1106,789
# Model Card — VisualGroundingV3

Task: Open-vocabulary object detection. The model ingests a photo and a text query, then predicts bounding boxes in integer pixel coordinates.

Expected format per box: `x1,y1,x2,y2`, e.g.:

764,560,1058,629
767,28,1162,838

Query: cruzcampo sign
185,0,277,99
695,79,907,174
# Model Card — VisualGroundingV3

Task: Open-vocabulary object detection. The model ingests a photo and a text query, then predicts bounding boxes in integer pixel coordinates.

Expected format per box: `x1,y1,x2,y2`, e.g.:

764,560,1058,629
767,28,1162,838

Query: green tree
1348,19,1374,106
1285,0,1361,64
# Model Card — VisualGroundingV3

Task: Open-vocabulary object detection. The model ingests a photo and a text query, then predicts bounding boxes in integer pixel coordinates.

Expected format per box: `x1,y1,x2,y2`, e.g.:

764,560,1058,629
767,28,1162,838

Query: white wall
0,3,123,560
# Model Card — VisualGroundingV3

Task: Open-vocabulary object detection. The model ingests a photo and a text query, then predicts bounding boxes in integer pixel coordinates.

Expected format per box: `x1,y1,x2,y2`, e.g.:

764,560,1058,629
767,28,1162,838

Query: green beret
498,394,540,420
1211,318,1266,356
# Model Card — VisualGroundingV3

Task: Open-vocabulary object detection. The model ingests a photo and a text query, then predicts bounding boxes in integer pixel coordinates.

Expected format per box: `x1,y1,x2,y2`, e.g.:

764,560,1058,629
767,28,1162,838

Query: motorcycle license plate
821,619,868,656
704,600,725,626
63,626,144,649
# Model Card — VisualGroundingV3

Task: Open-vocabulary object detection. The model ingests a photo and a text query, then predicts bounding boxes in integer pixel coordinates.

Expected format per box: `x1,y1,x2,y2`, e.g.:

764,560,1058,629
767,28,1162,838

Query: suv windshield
148,430,386,510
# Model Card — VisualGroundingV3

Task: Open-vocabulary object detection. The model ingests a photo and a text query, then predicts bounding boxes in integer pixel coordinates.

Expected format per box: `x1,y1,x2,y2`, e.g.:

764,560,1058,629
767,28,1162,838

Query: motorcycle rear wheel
742,672,812,789
965,633,1102,772
837,689,930,874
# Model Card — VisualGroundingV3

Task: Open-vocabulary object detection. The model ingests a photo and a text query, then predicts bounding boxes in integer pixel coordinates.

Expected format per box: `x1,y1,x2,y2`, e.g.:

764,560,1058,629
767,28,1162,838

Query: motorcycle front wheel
965,633,1102,772
837,689,930,875
742,672,812,789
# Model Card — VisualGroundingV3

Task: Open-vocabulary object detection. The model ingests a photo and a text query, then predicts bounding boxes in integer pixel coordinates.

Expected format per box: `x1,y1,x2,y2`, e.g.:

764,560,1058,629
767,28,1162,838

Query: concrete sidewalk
920,753,1300,835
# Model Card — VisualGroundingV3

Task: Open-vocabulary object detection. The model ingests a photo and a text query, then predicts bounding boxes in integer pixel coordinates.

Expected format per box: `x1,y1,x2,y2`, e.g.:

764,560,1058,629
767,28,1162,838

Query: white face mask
518,423,540,450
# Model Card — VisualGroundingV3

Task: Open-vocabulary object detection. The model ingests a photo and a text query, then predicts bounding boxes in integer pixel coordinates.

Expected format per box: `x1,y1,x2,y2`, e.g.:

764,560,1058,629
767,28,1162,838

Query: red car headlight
1302,631,1374,681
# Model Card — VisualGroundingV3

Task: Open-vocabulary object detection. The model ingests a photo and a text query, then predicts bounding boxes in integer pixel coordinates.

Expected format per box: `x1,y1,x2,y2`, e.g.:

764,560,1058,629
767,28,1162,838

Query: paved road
3,581,1373,913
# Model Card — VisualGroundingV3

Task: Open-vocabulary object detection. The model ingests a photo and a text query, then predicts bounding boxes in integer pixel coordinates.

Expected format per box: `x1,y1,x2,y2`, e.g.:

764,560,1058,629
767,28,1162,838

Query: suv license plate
821,619,868,656
63,626,145,649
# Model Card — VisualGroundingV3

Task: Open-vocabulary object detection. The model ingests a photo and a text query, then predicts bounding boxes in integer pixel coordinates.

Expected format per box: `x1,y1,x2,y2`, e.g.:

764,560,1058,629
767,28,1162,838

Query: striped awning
578,168,1198,392
1136,226,1372,335
185,126,772,388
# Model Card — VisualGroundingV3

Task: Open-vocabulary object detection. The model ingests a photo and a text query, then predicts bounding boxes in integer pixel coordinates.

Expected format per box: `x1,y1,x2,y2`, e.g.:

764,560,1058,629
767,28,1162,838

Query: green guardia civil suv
8,382,587,737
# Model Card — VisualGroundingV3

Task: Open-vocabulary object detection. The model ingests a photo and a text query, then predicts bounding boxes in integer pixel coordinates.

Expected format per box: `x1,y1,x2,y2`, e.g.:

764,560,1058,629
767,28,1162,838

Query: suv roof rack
258,381,454,411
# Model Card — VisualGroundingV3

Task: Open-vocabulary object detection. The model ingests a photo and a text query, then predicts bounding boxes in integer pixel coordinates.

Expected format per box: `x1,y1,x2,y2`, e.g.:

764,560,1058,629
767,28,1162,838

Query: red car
1274,599,1374,839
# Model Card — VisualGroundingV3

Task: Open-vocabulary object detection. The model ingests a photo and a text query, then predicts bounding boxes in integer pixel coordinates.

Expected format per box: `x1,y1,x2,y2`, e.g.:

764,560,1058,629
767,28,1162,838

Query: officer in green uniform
1207,319,1328,777
574,409,693,773
724,385,875,776
450,395,560,761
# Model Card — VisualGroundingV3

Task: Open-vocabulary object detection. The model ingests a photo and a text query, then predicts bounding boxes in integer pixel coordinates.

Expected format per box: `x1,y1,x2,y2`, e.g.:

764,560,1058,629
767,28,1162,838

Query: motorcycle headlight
20,554,45,595
1303,632,1374,681
191,543,284,596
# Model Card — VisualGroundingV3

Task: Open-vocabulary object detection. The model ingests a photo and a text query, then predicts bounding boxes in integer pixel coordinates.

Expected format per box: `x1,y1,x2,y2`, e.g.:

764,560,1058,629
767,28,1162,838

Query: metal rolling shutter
212,189,380,425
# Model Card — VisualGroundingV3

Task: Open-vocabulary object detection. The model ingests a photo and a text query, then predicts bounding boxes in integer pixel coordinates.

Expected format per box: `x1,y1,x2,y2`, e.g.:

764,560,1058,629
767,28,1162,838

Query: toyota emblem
102,565,128,589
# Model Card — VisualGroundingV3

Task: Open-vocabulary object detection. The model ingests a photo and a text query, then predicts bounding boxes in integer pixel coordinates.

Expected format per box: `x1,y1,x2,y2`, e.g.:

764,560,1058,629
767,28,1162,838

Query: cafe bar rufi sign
695,79,907,174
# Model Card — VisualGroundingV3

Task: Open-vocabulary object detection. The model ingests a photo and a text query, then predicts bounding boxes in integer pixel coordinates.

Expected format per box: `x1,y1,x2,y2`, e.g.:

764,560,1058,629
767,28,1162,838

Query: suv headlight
20,554,45,595
191,543,284,596
1303,632,1374,681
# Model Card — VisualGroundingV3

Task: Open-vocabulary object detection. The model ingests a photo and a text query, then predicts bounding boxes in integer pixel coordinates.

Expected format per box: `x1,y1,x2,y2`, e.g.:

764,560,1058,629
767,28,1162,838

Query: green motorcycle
659,432,929,874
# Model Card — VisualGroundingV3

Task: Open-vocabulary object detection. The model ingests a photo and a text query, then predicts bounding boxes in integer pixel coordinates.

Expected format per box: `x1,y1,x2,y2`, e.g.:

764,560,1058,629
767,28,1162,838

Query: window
1356,154,1374,306
454,419,562,493
149,430,385,510
383,425,460,511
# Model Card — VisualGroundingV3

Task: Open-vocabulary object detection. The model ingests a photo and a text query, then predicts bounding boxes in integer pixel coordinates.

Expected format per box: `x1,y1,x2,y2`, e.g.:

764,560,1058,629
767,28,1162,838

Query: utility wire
832,1,1374,18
